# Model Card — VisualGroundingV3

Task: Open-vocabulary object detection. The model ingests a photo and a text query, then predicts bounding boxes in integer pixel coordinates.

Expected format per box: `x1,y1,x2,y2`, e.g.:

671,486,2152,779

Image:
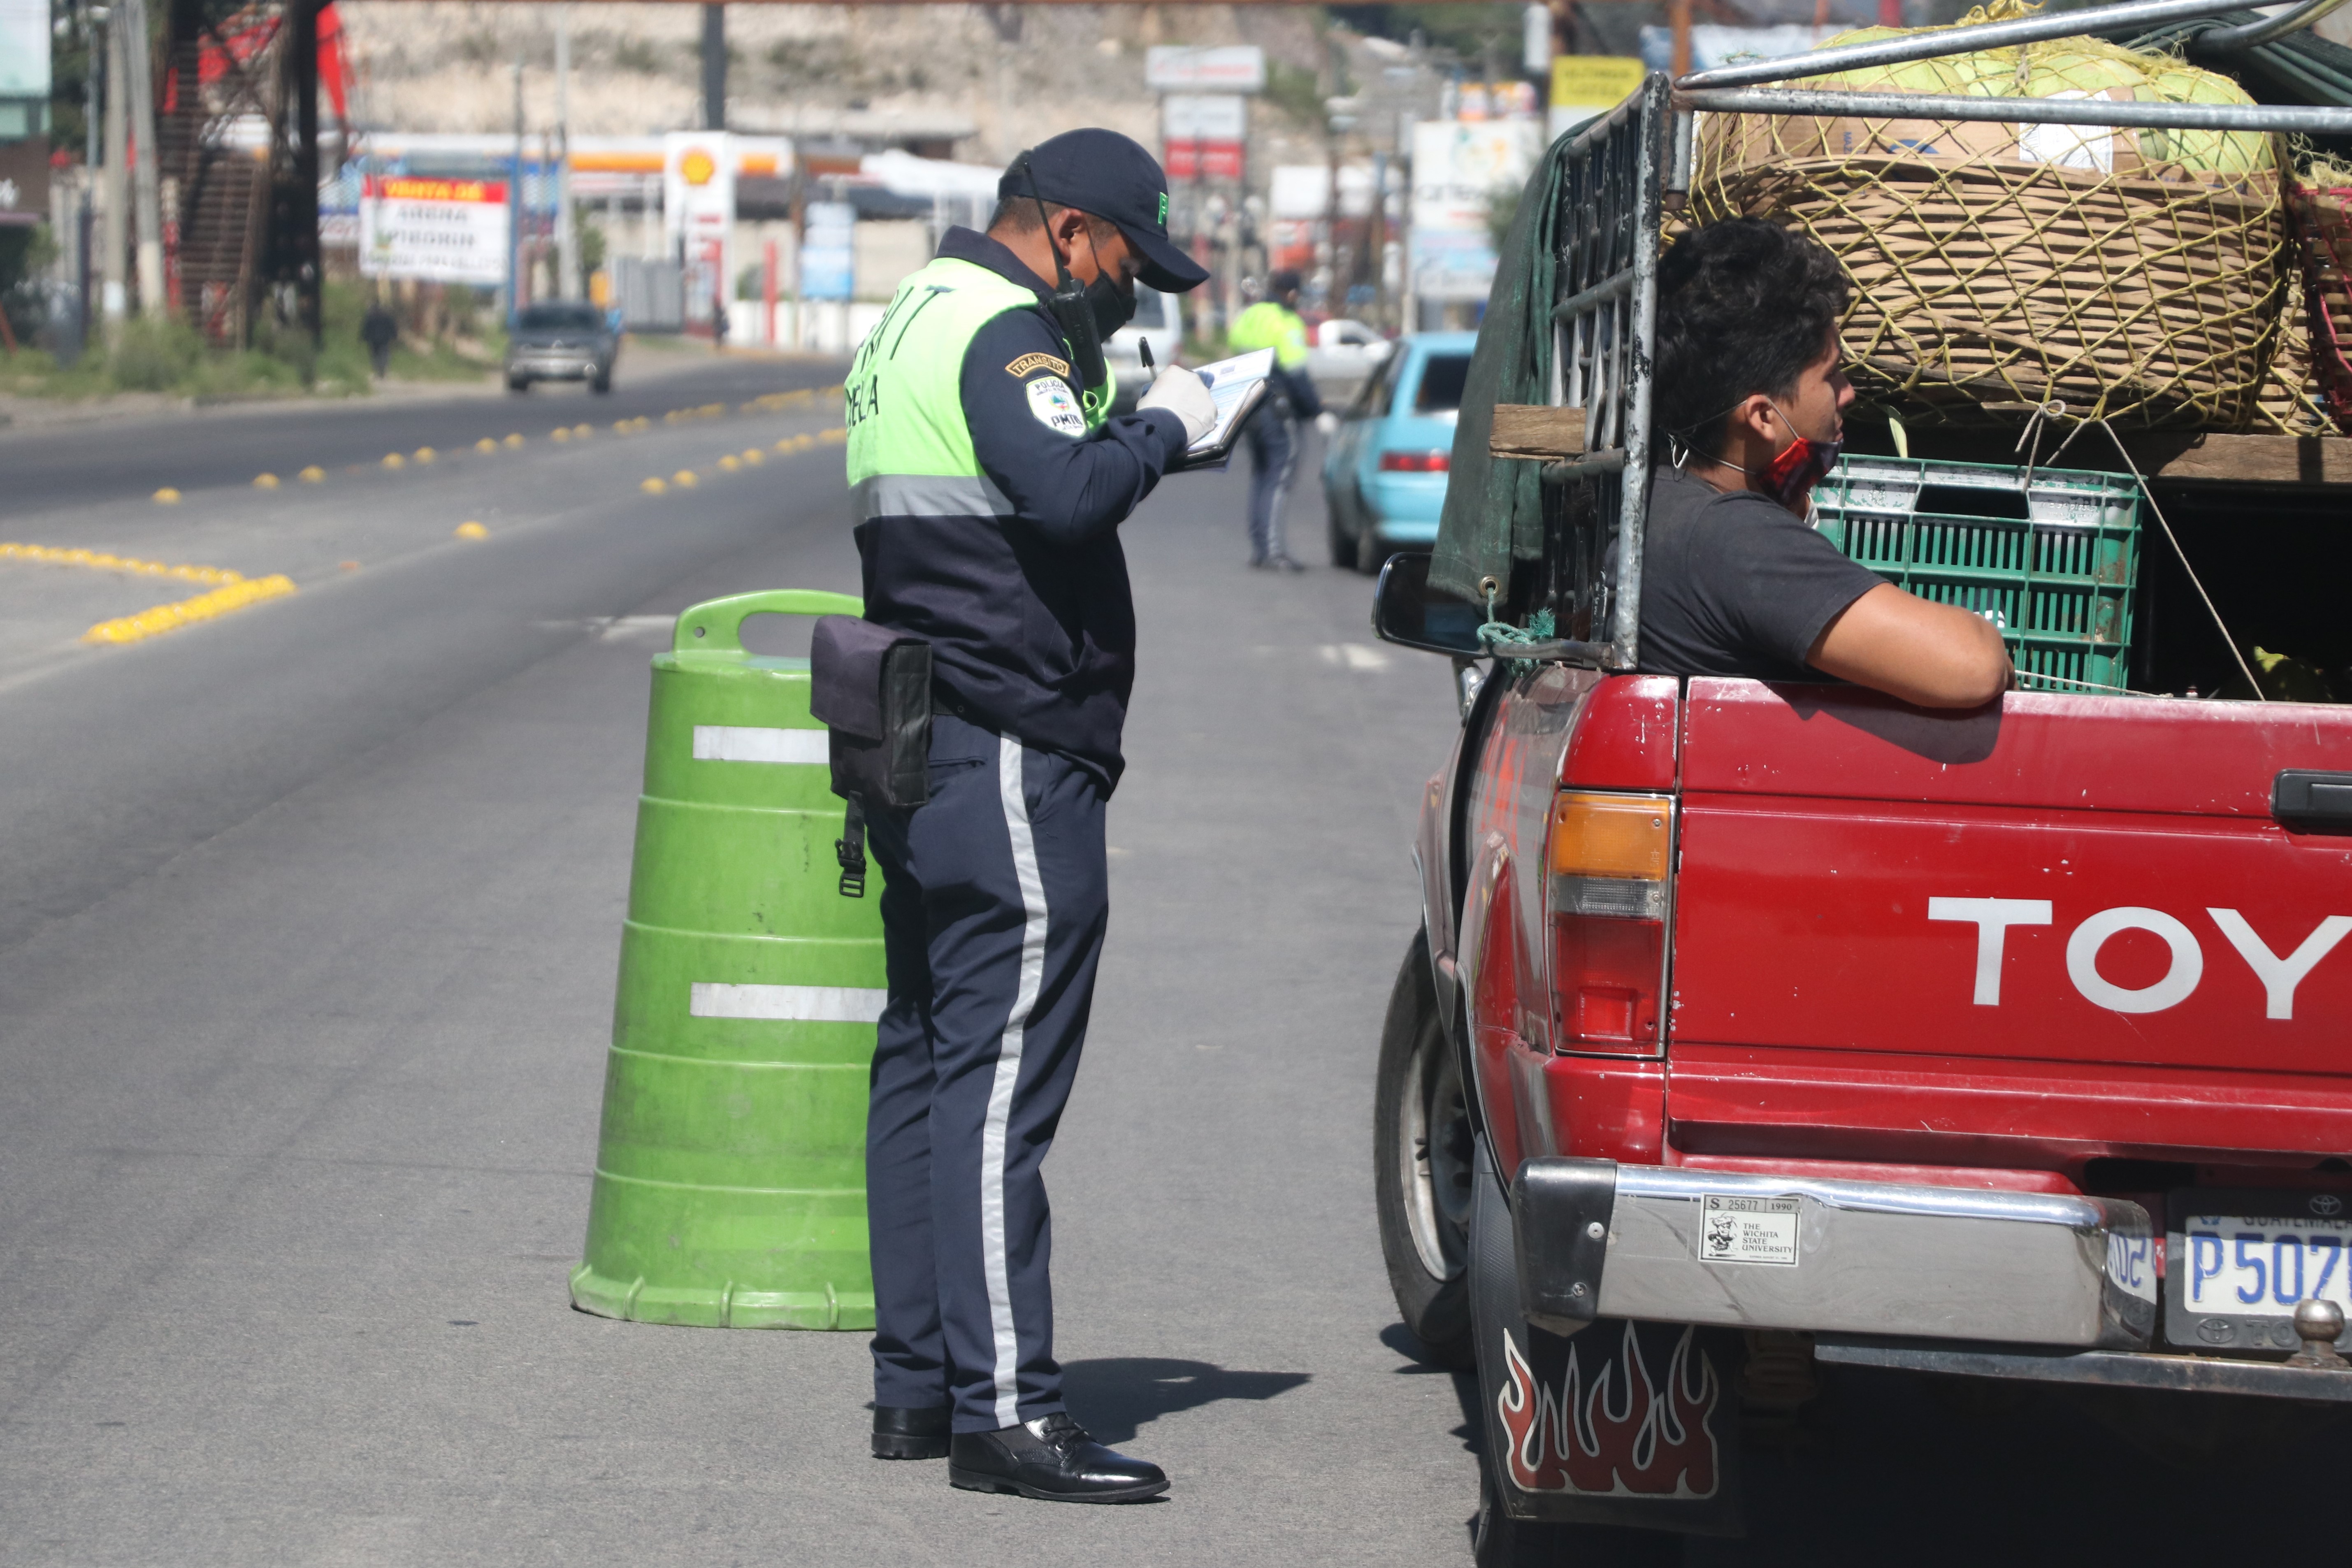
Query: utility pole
101,10,128,322
556,4,576,298
121,0,165,316
81,3,104,345
508,57,525,323
701,5,725,131
290,0,321,348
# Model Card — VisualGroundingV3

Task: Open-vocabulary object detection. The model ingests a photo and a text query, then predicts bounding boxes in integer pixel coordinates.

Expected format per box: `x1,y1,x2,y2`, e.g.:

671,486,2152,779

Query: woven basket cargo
1690,4,2291,430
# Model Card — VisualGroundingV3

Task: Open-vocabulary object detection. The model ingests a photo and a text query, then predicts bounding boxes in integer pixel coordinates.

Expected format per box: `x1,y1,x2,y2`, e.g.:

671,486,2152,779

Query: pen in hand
1139,339,1155,374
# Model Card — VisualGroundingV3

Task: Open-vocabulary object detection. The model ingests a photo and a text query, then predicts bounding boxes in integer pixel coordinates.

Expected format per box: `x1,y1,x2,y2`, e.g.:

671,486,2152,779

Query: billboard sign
1163,94,1247,184
800,202,855,302
0,0,49,98
1145,45,1265,94
1410,120,1542,304
359,177,510,284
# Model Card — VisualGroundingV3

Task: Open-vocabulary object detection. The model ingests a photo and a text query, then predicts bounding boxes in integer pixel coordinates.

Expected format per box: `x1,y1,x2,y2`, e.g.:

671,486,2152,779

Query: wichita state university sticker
1026,376,1087,437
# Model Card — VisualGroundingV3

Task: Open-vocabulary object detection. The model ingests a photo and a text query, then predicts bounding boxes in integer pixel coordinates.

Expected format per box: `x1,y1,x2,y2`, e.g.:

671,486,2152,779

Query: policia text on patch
814,128,1218,1504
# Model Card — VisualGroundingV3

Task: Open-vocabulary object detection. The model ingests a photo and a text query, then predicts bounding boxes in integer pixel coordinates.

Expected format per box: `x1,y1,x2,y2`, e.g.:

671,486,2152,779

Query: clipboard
1165,348,1276,473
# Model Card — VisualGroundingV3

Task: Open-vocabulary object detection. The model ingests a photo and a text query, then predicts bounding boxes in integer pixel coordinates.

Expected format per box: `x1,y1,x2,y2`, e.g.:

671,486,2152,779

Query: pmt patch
1026,377,1087,437
1006,352,1070,379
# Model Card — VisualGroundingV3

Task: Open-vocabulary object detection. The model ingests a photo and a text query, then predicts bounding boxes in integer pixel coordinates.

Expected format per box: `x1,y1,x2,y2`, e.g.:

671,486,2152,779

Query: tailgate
1670,680,2352,1078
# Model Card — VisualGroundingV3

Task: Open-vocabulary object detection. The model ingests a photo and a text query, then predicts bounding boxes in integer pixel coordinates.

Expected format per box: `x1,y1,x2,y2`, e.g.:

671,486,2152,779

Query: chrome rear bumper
1512,1159,2156,1350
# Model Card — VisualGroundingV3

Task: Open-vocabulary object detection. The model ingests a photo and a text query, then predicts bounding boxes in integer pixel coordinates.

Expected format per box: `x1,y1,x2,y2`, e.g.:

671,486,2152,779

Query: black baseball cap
1000,129,1212,294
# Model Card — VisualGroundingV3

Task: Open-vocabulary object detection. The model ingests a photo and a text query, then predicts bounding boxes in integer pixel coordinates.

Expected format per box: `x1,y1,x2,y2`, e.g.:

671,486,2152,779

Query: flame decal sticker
1496,1323,1720,1498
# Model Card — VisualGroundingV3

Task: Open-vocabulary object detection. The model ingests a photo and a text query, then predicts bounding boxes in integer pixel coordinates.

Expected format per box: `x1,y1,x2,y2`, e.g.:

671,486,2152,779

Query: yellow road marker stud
719,455,741,472
253,473,279,490
415,447,436,464
820,427,846,444
552,427,571,443
773,439,792,453
84,574,296,646
504,432,524,448
613,419,632,434
476,437,498,454
573,423,591,438
339,560,360,572
672,469,699,488
742,448,764,465
455,521,490,541
382,453,405,469
2,542,242,584
153,487,182,504
299,465,325,483
641,476,668,495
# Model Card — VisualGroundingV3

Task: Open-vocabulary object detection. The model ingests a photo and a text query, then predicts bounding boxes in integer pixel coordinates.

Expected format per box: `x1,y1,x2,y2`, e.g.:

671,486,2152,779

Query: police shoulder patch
1025,376,1087,438
1006,351,1071,379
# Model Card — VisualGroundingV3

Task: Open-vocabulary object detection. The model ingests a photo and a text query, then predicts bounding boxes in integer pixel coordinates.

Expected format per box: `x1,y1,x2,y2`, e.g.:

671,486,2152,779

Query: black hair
1269,269,1303,297
986,196,1120,251
1652,218,1850,462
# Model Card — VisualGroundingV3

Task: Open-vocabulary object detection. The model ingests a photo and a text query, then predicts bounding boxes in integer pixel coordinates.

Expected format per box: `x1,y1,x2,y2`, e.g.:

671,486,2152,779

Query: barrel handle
672,589,864,655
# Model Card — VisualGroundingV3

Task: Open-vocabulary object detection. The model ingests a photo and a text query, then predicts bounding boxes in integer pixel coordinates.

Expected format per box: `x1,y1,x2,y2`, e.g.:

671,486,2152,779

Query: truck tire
1374,931,1474,1368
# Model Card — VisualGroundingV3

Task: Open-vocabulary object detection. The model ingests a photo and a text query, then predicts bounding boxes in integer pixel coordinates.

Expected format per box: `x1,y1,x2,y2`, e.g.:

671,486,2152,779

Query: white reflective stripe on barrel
689,983,888,1023
691,725,828,764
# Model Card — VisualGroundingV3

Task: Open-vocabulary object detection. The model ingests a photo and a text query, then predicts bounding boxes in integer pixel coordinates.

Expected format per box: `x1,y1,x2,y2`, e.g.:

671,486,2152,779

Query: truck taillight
1548,792,1674,1052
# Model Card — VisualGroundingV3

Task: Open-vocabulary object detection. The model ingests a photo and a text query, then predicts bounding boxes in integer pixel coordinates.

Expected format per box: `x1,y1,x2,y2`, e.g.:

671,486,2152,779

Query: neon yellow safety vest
1228,301,1311,371
845,255,1112,521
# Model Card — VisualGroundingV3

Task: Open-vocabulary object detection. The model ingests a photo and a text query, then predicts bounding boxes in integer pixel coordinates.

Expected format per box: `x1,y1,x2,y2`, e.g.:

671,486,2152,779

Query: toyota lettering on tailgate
1927,899,2352,1020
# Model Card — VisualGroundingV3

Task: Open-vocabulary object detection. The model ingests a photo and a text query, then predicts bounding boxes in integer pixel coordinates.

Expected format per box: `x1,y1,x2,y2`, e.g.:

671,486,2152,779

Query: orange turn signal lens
1549,792,1674,881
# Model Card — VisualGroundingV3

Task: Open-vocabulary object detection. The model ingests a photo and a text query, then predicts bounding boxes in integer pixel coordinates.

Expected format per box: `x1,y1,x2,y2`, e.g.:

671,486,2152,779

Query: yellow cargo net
1689,0,2292,429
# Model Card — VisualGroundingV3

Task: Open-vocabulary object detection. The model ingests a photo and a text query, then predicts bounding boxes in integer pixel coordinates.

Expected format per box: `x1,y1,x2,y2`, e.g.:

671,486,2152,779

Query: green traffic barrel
570,589,883,1330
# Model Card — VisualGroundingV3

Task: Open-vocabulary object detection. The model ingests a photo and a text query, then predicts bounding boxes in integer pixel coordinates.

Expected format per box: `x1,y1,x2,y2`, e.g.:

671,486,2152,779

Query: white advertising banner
359,176,509,285
1144,45,1266,93
1410,121,1542,304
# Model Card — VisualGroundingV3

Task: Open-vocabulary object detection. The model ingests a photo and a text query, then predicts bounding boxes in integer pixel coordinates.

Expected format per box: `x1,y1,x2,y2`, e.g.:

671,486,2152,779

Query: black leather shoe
872,1404,951,1460
948,1412,1168,1502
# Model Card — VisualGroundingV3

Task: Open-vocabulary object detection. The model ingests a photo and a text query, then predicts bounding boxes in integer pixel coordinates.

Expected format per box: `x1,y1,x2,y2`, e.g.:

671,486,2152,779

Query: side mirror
1373,552,1485,657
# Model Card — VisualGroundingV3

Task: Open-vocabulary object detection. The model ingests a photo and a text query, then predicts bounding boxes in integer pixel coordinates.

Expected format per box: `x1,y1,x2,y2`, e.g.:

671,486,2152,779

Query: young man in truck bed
1643,219,2012,708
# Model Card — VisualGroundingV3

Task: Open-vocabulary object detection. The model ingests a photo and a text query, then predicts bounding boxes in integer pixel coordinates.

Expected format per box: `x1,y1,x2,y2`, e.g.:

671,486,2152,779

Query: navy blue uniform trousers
1244,406,1298,563
864,711,1108,1433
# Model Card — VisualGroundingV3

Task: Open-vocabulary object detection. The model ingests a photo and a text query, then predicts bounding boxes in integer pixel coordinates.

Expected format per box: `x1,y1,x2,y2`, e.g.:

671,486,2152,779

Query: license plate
2165,1189,2352,1352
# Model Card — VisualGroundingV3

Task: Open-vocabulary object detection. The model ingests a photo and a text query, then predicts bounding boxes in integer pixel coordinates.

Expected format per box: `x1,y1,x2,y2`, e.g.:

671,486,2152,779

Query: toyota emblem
2313,1194,2344,1217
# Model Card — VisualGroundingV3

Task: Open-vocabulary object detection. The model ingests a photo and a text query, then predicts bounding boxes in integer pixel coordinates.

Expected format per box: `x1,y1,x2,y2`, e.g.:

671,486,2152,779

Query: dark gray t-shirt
1633,464,1886,683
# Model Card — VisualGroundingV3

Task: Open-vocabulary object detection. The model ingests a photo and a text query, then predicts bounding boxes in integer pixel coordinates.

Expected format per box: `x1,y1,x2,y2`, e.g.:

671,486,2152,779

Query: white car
1305,318,1394,388
1104,285,1184,412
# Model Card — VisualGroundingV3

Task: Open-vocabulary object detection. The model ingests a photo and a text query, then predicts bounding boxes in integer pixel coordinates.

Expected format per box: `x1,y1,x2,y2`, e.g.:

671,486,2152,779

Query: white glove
1314,411,1340,437
1138,365,1218,446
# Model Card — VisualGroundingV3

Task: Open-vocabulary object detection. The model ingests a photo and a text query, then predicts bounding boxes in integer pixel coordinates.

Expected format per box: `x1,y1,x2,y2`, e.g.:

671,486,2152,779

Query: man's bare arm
1806,583,2013,708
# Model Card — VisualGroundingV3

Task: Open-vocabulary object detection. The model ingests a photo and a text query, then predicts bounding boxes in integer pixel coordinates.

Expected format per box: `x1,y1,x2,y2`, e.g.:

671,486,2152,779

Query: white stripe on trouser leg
982,733,1052,1429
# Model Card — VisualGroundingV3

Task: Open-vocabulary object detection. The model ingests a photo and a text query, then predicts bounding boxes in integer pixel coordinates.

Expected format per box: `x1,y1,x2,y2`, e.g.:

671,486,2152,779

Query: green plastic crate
1811,455,2142,695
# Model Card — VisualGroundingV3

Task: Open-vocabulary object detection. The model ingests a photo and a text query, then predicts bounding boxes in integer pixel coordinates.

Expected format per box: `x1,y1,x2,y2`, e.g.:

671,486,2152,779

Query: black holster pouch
808,616,932,898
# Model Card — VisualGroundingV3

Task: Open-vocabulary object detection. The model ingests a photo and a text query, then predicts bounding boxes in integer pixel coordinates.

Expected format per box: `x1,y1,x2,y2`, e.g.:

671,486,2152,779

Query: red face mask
1760,404,1841,509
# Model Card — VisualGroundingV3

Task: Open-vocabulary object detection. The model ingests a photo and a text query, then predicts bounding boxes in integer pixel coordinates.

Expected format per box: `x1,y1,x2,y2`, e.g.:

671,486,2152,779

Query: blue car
1321,331,1477,574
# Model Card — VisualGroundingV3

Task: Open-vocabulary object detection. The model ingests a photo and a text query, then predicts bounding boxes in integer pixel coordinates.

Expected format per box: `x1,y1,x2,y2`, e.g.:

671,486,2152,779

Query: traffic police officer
1226,270,1324,571
843,128,1217,1503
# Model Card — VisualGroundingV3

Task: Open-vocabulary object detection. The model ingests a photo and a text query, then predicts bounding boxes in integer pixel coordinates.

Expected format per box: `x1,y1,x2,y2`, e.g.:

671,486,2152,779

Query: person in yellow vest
1226,270,1325,570
842,129,1217,1503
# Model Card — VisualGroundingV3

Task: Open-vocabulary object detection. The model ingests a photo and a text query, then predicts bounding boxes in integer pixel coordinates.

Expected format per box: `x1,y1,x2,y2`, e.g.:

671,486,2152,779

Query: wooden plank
2127,431,2352,485
1490,404,1588,460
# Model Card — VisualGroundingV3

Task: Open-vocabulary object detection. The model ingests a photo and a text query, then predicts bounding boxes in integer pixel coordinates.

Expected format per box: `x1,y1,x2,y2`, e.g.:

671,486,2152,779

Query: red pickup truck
1371,72,2352,1564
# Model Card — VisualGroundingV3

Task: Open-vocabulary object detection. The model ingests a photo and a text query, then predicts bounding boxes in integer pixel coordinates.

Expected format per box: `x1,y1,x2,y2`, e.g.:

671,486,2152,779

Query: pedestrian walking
1226,270,1324,571
837,128,1217,1503
360,296,397,379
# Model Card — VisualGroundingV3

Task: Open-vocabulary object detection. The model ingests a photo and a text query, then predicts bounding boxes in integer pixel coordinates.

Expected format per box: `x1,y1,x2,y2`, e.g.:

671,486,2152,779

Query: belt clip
835,797,868,898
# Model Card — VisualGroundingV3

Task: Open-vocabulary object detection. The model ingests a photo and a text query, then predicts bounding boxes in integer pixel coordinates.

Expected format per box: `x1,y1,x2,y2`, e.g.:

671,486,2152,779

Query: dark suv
505,302,618,394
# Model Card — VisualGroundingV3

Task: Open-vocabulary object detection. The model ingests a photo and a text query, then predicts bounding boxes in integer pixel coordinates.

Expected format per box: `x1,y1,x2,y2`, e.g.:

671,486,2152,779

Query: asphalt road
0,361,2344,1566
